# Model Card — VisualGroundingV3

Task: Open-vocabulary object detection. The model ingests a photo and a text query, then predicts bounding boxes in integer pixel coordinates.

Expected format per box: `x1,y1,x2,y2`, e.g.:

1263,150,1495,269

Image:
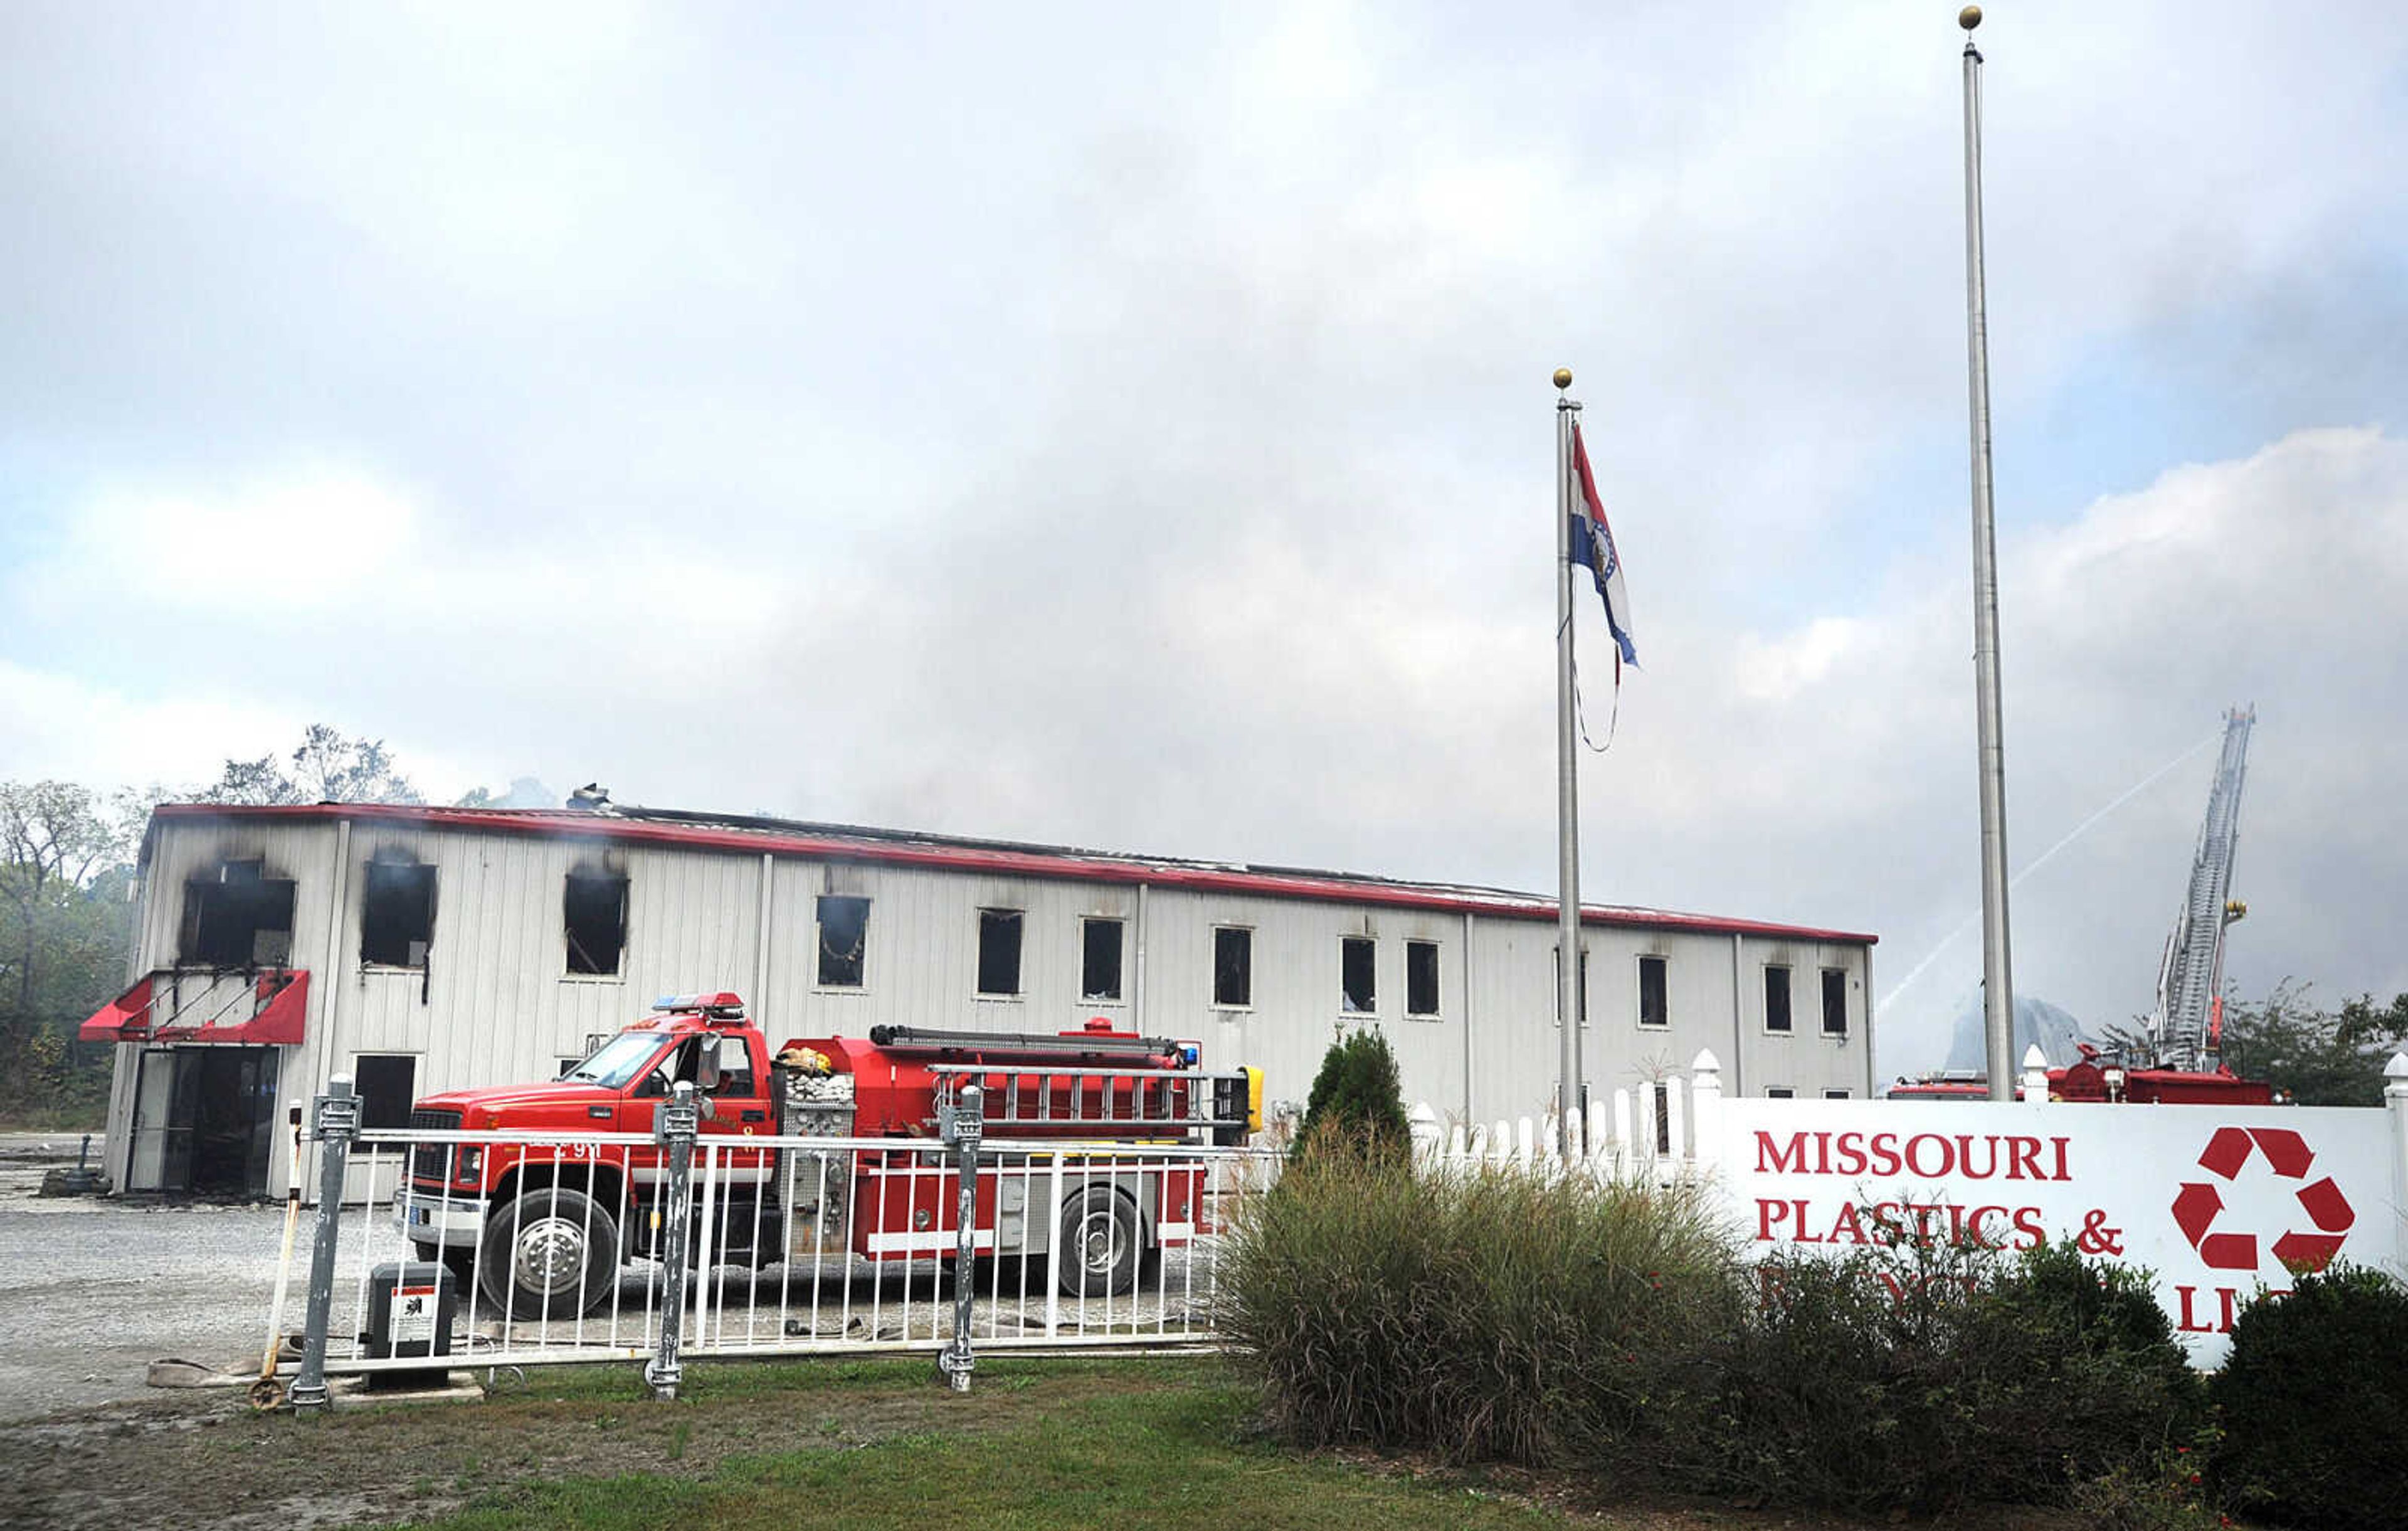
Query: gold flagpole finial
1958,6,1982,29
1552,368,1573,391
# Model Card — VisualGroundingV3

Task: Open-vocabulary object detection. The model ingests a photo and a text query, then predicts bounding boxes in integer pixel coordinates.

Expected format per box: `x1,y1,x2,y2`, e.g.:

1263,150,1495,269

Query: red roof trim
150,803,1877,945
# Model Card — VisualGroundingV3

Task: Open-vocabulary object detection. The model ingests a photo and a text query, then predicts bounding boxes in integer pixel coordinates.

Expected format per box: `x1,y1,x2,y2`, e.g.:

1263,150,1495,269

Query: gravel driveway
0,1135,1225,1424
0,1136,297,1420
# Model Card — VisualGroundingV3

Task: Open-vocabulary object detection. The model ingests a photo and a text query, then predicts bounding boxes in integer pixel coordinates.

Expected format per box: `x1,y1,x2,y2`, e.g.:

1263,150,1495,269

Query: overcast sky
4,2,2403,1070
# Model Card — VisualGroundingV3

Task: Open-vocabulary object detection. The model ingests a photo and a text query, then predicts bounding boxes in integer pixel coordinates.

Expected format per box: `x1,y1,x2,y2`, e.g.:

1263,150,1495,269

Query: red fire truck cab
396,995,1262,1315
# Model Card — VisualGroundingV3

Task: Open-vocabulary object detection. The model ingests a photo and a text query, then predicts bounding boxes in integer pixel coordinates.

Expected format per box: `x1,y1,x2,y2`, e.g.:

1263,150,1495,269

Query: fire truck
1886,1047,2276,1105
396,994,1262,1315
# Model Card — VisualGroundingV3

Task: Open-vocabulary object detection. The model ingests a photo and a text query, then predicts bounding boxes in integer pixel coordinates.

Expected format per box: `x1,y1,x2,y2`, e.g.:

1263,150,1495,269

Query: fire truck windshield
564,1030,671,1089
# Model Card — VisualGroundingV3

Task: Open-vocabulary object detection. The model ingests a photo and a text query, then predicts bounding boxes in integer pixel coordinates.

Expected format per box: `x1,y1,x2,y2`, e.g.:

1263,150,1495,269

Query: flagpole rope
1561,607,1620,754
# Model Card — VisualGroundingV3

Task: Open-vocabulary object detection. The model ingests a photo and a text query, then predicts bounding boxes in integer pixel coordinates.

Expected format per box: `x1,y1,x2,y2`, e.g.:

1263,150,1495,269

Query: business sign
1708,1098,2402,1366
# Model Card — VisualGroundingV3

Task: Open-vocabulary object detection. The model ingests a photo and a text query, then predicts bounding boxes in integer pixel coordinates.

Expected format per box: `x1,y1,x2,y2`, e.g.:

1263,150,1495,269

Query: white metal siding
105,815,1875,1190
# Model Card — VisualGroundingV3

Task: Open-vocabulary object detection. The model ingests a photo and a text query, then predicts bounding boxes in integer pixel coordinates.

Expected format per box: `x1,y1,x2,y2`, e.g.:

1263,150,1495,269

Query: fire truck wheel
1059,1187,1141,1297
478,1189,619,1317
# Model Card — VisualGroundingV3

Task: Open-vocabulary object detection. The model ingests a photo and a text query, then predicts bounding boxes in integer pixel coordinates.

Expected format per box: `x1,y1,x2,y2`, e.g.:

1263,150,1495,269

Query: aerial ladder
2146,706,2254,1072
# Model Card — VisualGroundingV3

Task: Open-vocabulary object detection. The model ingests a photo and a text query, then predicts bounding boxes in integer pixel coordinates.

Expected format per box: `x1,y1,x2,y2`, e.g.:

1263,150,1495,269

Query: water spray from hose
1880,728,2222,1014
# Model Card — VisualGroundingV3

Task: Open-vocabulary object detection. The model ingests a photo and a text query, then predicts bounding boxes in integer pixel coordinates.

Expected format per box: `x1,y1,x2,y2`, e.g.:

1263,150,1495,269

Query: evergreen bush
2212,1264,2408,1529
1656,1238,2204,1515
1293,1026,1410,1162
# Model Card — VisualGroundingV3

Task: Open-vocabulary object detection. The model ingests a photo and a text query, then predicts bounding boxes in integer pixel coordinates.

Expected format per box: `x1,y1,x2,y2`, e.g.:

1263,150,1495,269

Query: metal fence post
936,1083,982,1392
287,1076,358,1413
1044,1152,1064,1339
646,1082,700,1402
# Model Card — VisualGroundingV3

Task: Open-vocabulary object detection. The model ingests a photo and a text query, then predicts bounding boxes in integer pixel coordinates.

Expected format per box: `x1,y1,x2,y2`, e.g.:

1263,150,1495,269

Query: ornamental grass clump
1217,1135,1731,1466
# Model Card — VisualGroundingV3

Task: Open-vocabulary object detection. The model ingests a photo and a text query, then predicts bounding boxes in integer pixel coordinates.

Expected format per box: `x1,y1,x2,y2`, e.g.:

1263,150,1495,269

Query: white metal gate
271,1082,1282,1399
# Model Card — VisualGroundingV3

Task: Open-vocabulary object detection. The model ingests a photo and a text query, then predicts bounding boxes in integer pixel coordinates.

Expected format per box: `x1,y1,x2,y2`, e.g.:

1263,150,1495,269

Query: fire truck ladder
869,1025,1256,1143
923,1063,1253,1141
2148,706,2254,1071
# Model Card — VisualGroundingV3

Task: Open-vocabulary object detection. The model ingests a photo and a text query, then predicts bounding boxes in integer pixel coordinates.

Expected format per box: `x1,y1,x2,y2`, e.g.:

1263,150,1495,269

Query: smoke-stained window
564,868,628,976
816,895,870,987
360,853,435,968
1212,927,1251,1009
976,908,1023,997
1763,966,1793,1034
1340,936,1376,1013
1553,946,1590,1027
1820,967,1848,1037
1081,918,1124,1002
180,859,295,968
1639,955,1669,1029
1405,940,1440,1019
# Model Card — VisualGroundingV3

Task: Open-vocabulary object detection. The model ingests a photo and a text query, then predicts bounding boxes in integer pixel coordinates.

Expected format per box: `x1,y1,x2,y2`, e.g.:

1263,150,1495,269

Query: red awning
78,970,309,1046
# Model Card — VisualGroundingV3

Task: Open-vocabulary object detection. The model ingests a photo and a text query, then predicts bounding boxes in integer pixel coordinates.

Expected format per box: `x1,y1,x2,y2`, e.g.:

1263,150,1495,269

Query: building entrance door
127,1046,282,1195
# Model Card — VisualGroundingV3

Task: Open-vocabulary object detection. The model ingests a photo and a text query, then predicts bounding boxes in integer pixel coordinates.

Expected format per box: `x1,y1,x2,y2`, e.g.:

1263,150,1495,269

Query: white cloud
0,661,304,793
1,1,2404,1076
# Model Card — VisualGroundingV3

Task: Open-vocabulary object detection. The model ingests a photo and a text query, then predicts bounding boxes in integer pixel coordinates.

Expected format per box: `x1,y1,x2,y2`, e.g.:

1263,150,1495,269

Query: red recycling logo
2171,1126,2354,1274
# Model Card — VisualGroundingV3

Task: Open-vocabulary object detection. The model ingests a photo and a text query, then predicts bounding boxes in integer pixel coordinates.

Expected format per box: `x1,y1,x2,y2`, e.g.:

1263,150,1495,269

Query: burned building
83,801,1878,1195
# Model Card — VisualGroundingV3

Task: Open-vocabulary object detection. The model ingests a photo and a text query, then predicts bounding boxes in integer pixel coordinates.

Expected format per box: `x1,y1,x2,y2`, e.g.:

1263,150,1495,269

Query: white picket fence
1407,1048,1728,1180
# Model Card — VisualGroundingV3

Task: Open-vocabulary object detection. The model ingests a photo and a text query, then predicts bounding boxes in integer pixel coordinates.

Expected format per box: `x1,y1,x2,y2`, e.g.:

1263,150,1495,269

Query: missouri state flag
1567,422,1637,666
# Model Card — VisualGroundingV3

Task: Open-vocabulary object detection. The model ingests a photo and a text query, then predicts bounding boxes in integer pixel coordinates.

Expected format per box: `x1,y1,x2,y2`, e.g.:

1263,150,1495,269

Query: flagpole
1960,6,2017,1099
1553,366,1584,1156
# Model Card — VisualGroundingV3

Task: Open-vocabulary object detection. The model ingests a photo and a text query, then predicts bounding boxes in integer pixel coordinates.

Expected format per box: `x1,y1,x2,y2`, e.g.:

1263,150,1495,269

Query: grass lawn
397,1358,1567,1530
4,1353,2105,1530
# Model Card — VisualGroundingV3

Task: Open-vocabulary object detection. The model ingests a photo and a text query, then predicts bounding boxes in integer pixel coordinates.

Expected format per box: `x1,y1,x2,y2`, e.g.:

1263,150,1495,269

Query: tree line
0,727,505,1130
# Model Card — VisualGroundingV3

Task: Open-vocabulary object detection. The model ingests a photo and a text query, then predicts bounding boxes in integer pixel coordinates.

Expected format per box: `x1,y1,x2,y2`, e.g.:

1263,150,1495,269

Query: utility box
362,1260,457,1367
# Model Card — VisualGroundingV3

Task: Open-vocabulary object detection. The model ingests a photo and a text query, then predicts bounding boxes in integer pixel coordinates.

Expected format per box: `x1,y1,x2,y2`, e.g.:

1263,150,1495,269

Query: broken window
179,859,296,968
1553,947,1590,1027
1638,955,1669,1029
816,895,870,987
976,908,1023,996
1820,967,1848,1037
1212,927,1252,1009
1081,918,1124,1002
360,853,436,968
353,1054,417,1131
1763,965,1793,1034
564,868,628,976
1340,936,1375,1013
1405,940,1440,1018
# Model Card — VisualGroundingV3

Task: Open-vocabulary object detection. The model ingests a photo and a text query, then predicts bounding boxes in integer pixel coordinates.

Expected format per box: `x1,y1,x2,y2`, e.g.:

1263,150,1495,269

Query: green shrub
1223,1167,2210,1520
1294,1027,1410,1162
2213,1264,2408,1529
1218,1145,1730,1465
1616,1237,2203,1515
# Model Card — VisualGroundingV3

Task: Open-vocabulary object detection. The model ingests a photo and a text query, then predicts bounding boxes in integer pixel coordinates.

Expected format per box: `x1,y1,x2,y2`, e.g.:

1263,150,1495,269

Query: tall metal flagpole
1553,367,1584,1153
1960,6,2017,1099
